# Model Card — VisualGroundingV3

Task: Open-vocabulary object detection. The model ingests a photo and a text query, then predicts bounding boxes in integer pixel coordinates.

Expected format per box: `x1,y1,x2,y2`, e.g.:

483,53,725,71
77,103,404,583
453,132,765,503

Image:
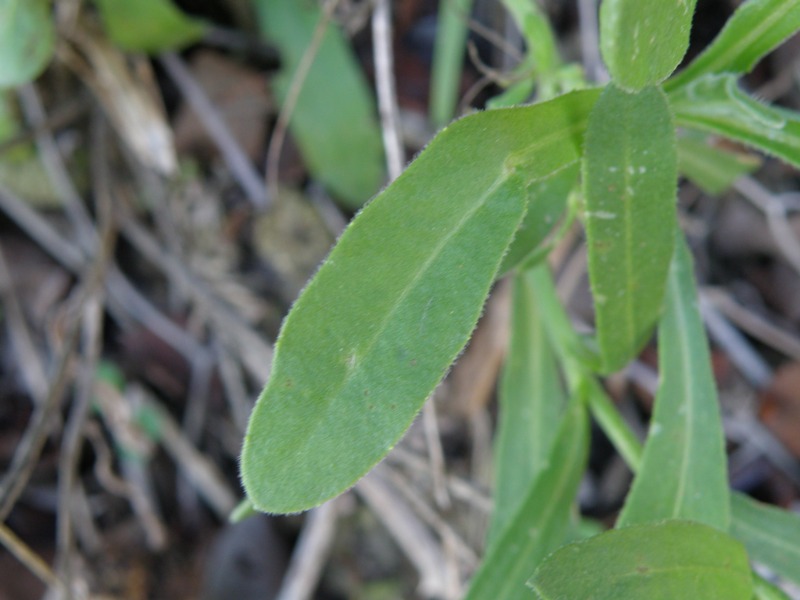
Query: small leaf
667,0,800,91
617,235,730,531
599,0,697,91
241,90,601,514
499,164,576,275
255,0,385,207
0,0,54,88
465,389,589,600
529,520,753,600
731,493,800,586
488,265,567,543
584,84,677,373
677,133,760,195
93,0,207,53
670,74,800,169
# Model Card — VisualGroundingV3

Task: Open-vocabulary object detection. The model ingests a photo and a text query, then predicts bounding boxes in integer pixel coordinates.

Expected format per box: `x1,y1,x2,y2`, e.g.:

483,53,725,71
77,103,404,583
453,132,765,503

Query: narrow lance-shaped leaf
0,0,54,88
599,0,697,91
677,133,760,196
488,265,567,543
529,521,753,600
254,0,384,207
584,84,677,374
465,387,589,600
429,0,473,127
670,74,800,170
730,493,800,586
617,235,730,530
241,90,601,514
666,0,800,92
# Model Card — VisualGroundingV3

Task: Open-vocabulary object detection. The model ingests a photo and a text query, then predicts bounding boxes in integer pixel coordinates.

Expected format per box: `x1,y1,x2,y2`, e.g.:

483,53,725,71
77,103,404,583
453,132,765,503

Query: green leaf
529,520,753,600
753,575,792,600
93,0,207,53
429,0,473,127
255,0,385,208
488,265,567,543
667,0,800,92
0,0,54,88
731,493,800,586
599,0,697,91
241,90,601,514
670,74,800,169
499,164,576,275
678,133,760,195
465,389,589,600
617,235,730,531
584,84,677,373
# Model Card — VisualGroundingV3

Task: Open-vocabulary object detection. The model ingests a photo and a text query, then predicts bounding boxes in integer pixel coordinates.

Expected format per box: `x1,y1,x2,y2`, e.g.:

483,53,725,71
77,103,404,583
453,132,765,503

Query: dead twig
159,52,269,209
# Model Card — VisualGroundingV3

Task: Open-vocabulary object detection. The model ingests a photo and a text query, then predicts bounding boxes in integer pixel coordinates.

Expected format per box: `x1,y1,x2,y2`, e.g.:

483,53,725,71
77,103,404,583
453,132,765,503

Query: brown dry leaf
760,361,800,457
172,50,271,163
63,19,176,175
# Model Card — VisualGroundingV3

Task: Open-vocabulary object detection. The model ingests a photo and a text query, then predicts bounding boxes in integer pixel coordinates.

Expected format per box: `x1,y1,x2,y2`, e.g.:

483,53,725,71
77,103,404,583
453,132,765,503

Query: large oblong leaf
488,265,567,543
666,0,800,92
241,90,601,514
584,84,677,373
617,236,730,531
0,0,54,88
255,0,384,208
466,388,589,600
671,74,800,169
599,0,697,91
529,520,753,600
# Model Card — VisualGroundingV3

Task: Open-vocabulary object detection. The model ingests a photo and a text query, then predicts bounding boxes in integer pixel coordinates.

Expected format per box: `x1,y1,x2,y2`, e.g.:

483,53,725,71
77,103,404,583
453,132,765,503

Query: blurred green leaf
488,265,567,543
667,0,800,91
499,164,576,275
670,74,800,169
255,0,384,207
241,90,600,514
465,389,589,600
599,0,697,91
678,133,760,195
0,0,54,88
94,0,206,53
430,0,473,127
584,84,677,373
731,493,800,586
529,520,752,600
617,236,730,531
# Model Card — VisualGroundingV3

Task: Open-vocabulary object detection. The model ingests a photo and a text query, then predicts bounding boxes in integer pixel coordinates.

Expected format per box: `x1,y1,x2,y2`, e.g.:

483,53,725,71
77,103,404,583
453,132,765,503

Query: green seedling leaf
241,90,601,514
255,0,384,207
731,493,800,586
599,0,697,91
753,575,792,600
584,84,677,373
670,74,800,169
0,0,54,88
499,164,576,275
430,0,473,127
617,235,730,531
466,389,588,600
678,133,761,195
667,0,800,92
488,266,567,543
529,520,753,600
93,0,206,53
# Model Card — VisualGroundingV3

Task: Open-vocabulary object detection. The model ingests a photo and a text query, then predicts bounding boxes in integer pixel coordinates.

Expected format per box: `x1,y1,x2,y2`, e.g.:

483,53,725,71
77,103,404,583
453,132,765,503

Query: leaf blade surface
242,90,600,513
584,84,677,373
529,520,752,600
617,235,730,530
